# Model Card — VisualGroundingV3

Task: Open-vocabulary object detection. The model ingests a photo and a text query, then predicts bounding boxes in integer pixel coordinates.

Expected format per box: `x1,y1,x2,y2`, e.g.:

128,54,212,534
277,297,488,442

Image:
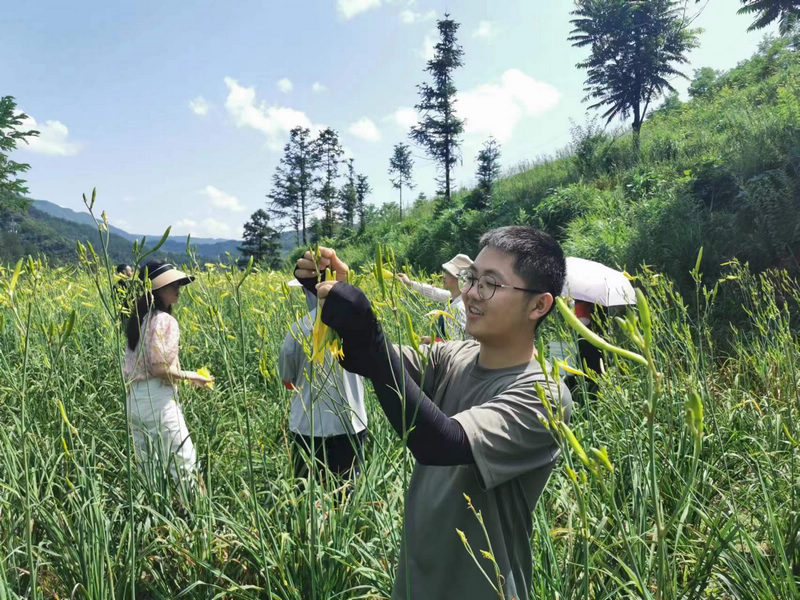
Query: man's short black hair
479,226,566,317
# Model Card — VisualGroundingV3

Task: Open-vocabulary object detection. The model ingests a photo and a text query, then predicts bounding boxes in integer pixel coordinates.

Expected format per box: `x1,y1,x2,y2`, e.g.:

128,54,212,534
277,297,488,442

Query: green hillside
0,199,299,266
333,34,800,300
0,206,208,266
0,199,302,266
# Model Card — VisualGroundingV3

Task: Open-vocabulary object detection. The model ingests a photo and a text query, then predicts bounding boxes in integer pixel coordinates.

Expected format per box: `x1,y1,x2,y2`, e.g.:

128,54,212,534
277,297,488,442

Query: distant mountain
0,199,300,266
0,206,187,266
31,200,244,258
30,199,298,260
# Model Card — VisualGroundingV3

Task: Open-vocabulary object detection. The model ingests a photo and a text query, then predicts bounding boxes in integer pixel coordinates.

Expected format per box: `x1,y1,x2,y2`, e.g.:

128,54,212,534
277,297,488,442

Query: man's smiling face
463,246,540,344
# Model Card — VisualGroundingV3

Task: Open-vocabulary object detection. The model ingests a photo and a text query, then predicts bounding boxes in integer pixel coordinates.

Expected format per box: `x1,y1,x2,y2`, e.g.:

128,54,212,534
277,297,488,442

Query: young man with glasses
294,226,572,600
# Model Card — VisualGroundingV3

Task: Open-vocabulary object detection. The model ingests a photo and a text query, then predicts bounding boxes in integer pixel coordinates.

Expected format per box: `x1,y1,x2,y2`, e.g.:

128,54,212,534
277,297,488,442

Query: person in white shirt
279,288,368,481
396,253,473,341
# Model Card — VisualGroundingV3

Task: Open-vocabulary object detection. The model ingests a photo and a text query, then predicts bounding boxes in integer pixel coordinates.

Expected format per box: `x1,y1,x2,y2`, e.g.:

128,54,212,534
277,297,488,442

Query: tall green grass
0,220,797,598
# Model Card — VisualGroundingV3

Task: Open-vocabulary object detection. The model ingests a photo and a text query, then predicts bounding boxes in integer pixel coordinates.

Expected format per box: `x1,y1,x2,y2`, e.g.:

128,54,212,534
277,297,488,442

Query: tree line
2,0,795,267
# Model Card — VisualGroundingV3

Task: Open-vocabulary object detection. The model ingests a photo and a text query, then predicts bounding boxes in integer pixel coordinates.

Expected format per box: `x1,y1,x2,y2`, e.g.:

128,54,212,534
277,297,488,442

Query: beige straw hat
145,262,195,290
441,253,473,277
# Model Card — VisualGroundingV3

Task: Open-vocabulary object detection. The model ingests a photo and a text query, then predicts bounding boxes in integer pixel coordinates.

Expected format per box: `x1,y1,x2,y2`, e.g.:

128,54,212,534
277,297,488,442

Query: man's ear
527,293,554,323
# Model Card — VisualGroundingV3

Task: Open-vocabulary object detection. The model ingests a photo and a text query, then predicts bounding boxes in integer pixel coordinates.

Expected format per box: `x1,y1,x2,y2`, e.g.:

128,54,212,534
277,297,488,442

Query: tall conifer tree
467,137,501,210
239,209,281,268
410,14,464,204
339,158,358,230
314,127,344,238
355,174,371,232
0,96,39,220
267,126,318,246
388,143,414,220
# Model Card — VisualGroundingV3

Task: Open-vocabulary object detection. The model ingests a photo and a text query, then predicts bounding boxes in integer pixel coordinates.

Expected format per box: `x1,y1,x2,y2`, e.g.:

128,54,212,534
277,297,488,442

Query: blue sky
3,0,776,240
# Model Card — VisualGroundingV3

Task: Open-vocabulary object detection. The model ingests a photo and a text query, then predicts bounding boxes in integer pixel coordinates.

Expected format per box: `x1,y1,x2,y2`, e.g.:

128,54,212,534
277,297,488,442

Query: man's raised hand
295,246,349,282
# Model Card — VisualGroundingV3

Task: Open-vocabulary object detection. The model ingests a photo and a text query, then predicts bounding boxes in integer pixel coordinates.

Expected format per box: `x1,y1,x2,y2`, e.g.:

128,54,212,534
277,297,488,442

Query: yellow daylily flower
311,268,344,365
196,366,214,389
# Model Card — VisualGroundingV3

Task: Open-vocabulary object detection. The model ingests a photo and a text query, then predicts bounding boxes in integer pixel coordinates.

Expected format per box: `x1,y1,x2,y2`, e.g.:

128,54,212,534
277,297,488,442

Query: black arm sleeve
321,283,474,466
371,341,473,465
294,267,319,297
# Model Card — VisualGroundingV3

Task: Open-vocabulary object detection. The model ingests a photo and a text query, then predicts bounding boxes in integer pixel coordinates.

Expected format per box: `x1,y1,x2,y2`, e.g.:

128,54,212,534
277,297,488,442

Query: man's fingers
326,250,349,279
296,260,316,274
316,280,339,299
296,247,348,281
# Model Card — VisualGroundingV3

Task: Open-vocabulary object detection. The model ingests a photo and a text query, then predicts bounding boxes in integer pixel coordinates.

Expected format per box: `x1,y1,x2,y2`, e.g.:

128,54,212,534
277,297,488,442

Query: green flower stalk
555,297,647,367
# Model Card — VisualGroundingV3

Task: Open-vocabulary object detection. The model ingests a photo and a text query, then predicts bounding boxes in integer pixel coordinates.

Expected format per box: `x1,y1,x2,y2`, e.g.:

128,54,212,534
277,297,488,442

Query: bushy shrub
561,189,633,268
531,184,606,240
738,168,800,271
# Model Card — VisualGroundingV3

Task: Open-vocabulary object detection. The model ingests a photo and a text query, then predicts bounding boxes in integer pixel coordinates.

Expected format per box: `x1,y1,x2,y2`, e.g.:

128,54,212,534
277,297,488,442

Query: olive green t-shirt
391,340,572,600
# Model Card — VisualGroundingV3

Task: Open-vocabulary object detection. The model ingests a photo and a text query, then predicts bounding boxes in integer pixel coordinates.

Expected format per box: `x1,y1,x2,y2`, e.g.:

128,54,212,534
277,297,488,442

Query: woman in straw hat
122,260,213,485
396,253,473,341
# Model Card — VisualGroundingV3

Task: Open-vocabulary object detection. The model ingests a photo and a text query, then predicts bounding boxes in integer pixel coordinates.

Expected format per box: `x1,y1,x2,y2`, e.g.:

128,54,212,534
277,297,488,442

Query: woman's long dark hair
126,260,173,351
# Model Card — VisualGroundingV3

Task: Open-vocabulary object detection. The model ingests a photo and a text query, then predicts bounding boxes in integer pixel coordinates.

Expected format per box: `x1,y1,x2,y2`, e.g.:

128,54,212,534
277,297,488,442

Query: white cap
441,253,473,277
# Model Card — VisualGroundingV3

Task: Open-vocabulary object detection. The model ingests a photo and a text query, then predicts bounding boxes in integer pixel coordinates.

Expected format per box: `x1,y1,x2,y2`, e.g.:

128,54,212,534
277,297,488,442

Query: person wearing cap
279,283,368,485
122,259,214,485
396,253,473,341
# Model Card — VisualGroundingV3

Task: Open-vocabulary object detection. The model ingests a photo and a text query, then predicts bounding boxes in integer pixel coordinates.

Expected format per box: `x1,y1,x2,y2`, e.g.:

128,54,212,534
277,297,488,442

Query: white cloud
201,185,245,212
277,78,293,93
174,218,197,232
311,81,328,94
337,0,381,19
224,76,321,150
111,217,131,230
348,117,381,142
472,21,496,39
400,9,435,24
420,30,437,60
457,69,561,143
189,96,210,116
393,107,417,129
19,114,80,156
200,218,234,238
174,217,235,238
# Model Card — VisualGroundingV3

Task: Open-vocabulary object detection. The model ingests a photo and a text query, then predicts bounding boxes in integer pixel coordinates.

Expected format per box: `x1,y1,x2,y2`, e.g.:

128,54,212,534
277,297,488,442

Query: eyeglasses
458,269,546,301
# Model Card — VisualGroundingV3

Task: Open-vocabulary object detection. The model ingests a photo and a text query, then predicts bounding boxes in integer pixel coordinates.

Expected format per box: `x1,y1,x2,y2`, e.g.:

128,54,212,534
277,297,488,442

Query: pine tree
314,127,343,238
267,126,318,246
569,0,699,157
410,14,464,205
338,158,358,230
467,137,501,210
1,96,39,220
355,174,371,232
239,209,281,268
388,143,414,220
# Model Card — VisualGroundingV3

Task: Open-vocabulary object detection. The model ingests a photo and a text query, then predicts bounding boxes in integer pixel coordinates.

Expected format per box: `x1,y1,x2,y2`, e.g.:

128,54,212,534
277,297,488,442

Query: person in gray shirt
295,226,572,599
279,287,368,480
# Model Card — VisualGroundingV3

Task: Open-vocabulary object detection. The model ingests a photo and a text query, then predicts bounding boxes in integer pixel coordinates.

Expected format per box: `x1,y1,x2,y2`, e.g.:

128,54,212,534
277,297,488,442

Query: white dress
123,311,196,483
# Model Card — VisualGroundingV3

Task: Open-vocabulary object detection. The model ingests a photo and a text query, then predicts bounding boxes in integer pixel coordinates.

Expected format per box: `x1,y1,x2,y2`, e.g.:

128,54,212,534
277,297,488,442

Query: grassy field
0,232,798,598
